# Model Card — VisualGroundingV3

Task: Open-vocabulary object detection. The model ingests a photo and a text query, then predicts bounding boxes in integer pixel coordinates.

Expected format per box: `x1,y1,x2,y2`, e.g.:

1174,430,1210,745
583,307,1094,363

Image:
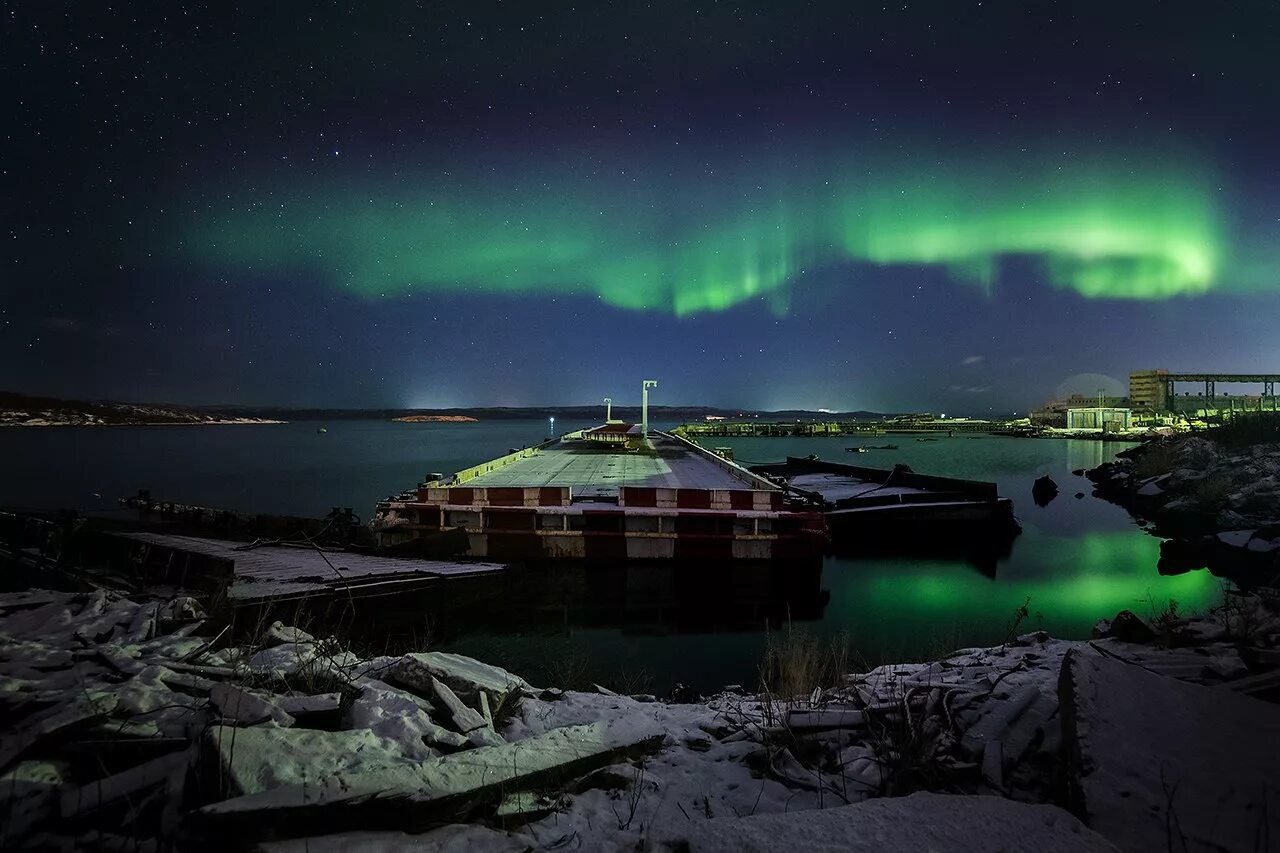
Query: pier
374,429,828,561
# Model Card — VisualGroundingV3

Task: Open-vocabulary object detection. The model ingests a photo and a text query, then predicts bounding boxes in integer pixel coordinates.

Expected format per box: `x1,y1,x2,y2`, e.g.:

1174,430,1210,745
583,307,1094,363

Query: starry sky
5,1,1279,413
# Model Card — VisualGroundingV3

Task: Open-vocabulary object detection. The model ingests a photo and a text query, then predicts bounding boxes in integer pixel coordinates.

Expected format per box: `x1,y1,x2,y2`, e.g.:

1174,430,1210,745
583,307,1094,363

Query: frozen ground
2,586,1278,851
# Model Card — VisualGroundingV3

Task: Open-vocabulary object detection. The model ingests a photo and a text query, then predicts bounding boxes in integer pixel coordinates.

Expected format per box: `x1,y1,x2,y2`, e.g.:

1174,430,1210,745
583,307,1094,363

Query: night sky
5,2,1279,413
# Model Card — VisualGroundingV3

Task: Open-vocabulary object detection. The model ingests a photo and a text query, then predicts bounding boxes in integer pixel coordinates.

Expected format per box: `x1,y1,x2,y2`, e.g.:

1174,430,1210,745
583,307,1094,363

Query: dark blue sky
5,2,1278,413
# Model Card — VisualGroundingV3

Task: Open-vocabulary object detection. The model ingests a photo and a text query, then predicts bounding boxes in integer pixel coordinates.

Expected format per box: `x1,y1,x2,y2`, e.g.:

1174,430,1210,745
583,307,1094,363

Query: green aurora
185,144,1244,315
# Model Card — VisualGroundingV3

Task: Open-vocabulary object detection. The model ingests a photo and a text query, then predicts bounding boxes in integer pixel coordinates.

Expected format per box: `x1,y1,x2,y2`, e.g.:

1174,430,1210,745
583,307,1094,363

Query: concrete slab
1061,649,1280,853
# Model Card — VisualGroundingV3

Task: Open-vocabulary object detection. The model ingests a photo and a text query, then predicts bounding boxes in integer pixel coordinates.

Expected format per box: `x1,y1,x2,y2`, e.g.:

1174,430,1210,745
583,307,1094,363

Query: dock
88,530,506,606
374,429,828,561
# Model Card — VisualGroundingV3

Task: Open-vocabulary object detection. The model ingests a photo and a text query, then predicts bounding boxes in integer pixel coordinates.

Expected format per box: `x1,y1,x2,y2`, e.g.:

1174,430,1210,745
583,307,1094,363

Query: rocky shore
4,584,1280,851
1087,433,1280,580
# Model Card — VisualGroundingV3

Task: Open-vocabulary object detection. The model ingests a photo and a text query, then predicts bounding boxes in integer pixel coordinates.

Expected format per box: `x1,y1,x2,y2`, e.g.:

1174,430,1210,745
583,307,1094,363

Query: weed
1003,596,1031,644
758,621,849,707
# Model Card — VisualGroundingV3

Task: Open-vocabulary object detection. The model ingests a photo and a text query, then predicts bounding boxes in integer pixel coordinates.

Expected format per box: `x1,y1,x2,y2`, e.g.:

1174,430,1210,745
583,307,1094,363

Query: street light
641,380,658,436
549,416,556,438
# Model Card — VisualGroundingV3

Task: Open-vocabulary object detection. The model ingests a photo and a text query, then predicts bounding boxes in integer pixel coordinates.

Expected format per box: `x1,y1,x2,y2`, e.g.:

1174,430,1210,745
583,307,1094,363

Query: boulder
209,684,294,727
390,652,529,712
1032,475,1059,506
1089,610,1153,643
1060,649,1280,853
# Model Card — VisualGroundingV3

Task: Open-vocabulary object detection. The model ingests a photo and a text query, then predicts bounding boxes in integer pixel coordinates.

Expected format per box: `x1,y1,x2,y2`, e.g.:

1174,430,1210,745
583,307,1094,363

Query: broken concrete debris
2,586,1279,851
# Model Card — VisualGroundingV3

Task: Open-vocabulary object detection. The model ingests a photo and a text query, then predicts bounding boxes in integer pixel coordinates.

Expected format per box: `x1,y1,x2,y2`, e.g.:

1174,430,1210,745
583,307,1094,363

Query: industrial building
1065,407,1132,432
1129,370,1279,414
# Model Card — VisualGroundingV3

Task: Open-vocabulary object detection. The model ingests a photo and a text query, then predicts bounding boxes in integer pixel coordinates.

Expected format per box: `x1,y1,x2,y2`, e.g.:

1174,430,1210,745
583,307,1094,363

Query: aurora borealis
188,142,1228,316
6,1,1279,409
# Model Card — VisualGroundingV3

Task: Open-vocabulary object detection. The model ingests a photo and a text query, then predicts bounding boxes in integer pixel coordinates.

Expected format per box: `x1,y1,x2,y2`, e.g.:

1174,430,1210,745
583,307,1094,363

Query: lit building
1066,407,1132,432
1128,370,1169,411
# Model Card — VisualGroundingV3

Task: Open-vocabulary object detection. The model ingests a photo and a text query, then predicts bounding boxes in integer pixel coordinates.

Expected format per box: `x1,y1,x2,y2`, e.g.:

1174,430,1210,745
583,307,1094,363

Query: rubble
3,584,1279,851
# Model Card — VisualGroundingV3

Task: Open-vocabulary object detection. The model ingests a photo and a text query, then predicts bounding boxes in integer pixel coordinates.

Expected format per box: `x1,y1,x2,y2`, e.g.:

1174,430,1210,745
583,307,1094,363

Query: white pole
604,397,612,422
641,380,657,435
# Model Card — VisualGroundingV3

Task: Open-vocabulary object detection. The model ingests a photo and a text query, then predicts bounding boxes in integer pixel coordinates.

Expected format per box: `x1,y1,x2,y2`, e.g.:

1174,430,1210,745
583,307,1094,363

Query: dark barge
749,456,1020,546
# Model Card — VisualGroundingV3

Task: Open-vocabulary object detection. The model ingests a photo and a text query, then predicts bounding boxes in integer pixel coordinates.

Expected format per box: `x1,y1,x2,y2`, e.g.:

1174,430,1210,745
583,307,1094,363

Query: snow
661,792,1119,853
347,680,465,755
209,683,295,726
1062,650,1280,853
6,582,1280,852
208,725,422,796
195,720,667,837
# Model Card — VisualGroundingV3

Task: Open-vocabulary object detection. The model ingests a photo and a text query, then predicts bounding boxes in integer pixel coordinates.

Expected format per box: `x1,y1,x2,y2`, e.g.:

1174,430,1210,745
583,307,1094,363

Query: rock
209,684,294,727
392,652,528,700
1060,649,1280,853
264,622,315,646
158,597,205,621
427,676,487,734
247,642,319,678
191,721,666,840
1074,492,1085,499
275,692,341,719
346,680,465,756
658,792,1119,852
256,825,534,853
0,760,65,838
1090,610,1154,643
204,725,423,797
1032,475,1059,506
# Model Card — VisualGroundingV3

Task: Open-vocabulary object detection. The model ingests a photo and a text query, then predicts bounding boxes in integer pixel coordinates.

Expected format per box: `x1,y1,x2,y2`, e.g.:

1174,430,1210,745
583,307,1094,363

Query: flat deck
460,434,754,497
114,532,505,603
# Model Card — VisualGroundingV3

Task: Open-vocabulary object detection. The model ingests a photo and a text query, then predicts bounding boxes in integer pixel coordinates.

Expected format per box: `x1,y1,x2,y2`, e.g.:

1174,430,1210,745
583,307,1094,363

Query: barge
373,428,828,561
750,456,1020,548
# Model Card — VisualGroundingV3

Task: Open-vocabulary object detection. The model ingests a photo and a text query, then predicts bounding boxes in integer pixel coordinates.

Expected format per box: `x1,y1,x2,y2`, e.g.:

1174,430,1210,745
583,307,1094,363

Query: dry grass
758,621,849,704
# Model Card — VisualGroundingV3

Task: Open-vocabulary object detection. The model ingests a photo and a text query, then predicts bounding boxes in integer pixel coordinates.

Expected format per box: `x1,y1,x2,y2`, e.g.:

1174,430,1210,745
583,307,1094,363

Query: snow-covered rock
660,792,1119,852
206,725,422,797
347,680,465,756
392,651,530,704
1061,649,1280,853
209,684,294,726
247,641,320,678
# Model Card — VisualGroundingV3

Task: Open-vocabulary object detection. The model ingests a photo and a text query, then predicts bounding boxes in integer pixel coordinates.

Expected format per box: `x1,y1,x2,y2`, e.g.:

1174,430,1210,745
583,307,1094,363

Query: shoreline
1,579,1276,850
0,418,289,427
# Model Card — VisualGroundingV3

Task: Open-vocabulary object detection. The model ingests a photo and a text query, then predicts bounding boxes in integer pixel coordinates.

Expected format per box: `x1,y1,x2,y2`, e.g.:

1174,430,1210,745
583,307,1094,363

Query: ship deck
458,433,759,498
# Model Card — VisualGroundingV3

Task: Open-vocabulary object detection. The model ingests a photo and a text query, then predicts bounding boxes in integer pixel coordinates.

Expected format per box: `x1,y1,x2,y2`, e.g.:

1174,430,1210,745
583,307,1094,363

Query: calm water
0,420,1224,690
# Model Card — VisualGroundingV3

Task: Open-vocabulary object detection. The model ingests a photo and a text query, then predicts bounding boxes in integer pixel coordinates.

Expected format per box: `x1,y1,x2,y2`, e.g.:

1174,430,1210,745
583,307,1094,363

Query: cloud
947,385,991,394
961,355,985,366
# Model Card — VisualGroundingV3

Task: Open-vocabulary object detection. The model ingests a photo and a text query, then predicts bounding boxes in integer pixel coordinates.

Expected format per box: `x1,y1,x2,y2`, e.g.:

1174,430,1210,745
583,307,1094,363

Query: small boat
915,437,939,442
317,427,328,434
846,446,870,453
863,444,899,451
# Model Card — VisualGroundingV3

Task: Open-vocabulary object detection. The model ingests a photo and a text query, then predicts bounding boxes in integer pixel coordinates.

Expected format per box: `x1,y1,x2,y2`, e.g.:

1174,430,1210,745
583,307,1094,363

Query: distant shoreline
0,418,288,427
